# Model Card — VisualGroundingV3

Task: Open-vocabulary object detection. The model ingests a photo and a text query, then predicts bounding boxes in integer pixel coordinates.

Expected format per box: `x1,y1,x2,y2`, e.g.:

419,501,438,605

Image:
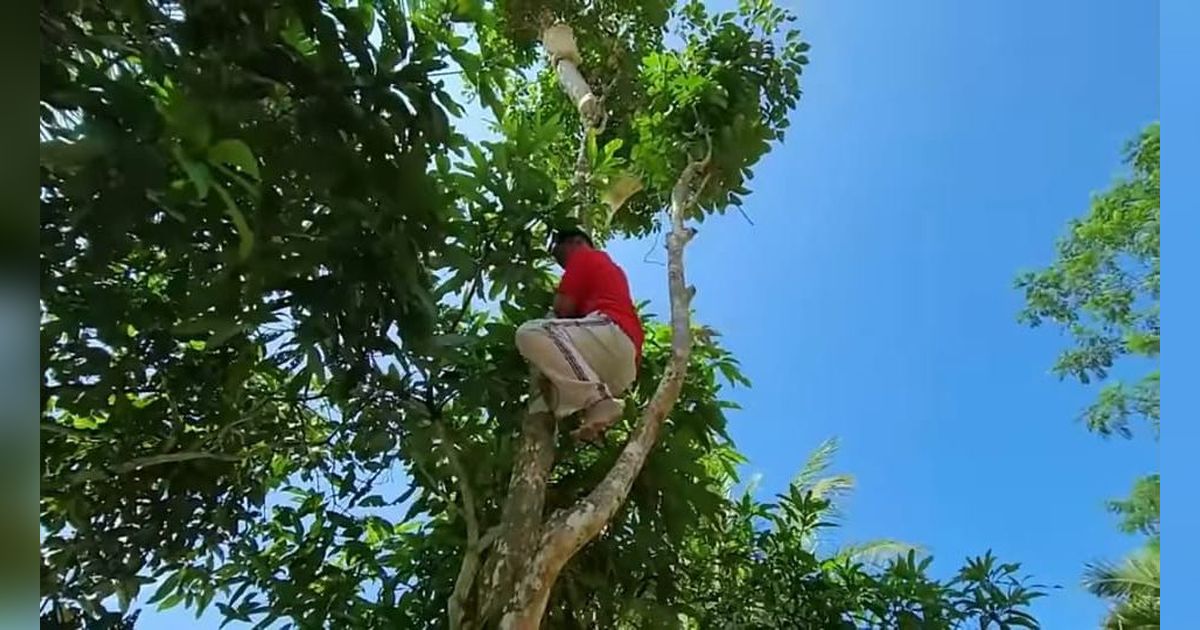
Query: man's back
516,231,640,441
557,248,644,359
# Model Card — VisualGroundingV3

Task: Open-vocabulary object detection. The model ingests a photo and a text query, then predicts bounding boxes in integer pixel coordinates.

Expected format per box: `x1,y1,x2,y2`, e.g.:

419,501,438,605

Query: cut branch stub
541,23,581,65
542,24,603,127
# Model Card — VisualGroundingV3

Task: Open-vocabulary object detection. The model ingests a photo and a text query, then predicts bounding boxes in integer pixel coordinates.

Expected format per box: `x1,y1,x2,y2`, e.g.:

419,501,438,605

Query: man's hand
553,293,578,319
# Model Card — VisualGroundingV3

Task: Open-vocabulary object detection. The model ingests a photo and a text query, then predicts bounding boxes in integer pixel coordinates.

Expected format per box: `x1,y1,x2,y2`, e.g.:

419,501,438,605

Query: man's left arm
552,293,578,319
553,256,587,318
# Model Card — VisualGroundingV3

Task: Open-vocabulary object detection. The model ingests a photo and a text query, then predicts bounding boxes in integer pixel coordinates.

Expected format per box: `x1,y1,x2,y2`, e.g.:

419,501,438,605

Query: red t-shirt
556,248,644,361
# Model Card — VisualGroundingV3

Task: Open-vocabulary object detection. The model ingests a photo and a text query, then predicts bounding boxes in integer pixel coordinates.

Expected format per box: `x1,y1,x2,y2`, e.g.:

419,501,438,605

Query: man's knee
515,320,548,357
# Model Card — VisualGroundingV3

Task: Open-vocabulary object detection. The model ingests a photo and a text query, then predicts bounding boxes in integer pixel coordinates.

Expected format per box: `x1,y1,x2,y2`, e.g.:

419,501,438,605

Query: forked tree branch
467,23,712,630
498,155,709,629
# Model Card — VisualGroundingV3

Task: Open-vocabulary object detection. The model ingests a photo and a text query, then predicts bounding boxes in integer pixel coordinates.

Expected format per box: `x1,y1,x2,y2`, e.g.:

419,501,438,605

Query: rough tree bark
475,409,557,623
446,21,709,630
496,155,706,629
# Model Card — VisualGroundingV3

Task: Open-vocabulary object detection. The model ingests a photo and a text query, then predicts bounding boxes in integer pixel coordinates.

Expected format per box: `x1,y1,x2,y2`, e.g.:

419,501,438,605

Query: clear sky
606,0,1159,626
136,1,1159,627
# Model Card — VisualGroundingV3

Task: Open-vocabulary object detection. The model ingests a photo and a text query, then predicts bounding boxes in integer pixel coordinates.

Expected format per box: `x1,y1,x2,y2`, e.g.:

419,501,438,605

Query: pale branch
436,421,482,545
455,525,502,628
542,23,603,129
498,156,708,629
571,128,593,231
573,128,590,191
553,60,602,128
450,548,483,630
560,41,615,231
480,524,502,549
436,421,486,630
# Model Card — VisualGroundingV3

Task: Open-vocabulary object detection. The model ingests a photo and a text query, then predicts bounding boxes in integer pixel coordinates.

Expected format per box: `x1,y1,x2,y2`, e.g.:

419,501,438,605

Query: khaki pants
515,313,637,419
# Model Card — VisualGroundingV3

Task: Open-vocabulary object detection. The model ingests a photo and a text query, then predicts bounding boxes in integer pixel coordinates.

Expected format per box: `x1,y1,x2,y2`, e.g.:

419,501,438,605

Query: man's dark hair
552,227,594,247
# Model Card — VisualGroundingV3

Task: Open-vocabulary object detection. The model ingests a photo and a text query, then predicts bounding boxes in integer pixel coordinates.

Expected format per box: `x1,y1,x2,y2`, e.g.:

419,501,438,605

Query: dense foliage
664,440,1047,629
41,0,458,622
41,0,1044,627
1018,124,1160,629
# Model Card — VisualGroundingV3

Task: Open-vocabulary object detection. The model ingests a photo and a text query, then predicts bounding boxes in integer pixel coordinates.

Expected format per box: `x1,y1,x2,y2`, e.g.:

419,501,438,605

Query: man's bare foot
571,398,623,443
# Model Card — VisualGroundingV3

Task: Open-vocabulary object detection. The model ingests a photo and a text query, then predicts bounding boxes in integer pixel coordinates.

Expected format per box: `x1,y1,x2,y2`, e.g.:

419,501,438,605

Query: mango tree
41,0,802,625
425,0,808,626
41,1,1045,628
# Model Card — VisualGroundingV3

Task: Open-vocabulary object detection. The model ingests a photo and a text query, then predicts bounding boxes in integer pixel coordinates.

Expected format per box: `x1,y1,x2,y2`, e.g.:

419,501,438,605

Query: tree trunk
447,22,709,630
496,157,707,629
475,409,557,624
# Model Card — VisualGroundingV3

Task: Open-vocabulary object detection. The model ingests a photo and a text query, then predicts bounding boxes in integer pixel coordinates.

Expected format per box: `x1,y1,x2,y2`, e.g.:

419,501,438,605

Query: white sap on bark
555,61,601,124
542,23,602,126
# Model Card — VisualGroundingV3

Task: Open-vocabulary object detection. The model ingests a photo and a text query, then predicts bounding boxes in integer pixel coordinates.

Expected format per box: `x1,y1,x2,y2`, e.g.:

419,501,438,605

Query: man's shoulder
588,249,621,269
570,248,611,268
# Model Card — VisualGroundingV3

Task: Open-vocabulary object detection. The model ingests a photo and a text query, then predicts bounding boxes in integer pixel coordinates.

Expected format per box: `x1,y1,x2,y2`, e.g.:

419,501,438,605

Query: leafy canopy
41,0,1043,628
1018,124,1159,629
1017,124,1160,439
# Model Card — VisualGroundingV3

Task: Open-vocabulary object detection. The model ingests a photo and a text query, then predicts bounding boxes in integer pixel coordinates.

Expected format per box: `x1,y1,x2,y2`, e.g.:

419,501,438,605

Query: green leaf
116,580,137,613
196,588,215,618
147,572,182,605
162,91,212,149
360,495,387,508
433,333,475,347
157,591,185,611
205,320,246,349
173,145,211,200
208,139,260,180
212,182,255,261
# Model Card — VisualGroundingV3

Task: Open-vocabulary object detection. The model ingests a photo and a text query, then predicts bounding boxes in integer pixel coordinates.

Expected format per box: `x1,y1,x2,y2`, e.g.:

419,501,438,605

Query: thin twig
449,272,483,332
344,467,388,511
53,451,245,490
39,422,91,438
436,421,481,545
449,220,495,332
642,226,666,267
438,420,488,630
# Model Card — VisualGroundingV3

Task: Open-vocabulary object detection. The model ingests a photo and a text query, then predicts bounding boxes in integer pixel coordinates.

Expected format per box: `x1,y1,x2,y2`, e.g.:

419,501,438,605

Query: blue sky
1160,2,1195,628
608,0,1158,626
137,0,1159,627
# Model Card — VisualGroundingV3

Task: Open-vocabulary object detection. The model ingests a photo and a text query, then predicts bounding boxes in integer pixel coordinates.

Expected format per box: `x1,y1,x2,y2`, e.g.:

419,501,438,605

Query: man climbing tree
516,227,643,442
40,1,1045,628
